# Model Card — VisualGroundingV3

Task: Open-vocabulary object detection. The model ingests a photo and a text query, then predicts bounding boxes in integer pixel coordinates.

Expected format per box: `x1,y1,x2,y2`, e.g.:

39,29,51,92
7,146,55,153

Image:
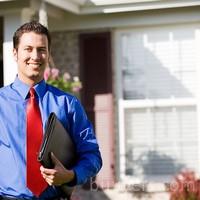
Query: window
116,25,200,180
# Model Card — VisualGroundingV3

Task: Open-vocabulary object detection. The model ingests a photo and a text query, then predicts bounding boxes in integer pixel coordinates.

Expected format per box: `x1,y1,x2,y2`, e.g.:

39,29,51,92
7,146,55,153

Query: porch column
39,0,48,27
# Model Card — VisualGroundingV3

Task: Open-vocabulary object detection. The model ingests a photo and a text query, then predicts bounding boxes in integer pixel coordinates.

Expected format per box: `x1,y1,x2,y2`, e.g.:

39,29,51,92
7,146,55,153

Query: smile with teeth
28,63,41,68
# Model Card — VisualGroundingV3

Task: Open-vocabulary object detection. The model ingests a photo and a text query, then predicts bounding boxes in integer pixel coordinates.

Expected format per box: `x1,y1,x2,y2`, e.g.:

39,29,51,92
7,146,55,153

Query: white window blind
125,106,198,176
121,28,197,100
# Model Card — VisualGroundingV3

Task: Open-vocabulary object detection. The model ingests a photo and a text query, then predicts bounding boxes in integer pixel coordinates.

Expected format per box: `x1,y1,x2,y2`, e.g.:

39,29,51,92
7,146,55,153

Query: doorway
79,32,112,125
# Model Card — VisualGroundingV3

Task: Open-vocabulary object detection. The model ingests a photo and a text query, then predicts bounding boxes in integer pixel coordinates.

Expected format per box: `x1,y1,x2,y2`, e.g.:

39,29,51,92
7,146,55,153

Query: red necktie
26,88,47,196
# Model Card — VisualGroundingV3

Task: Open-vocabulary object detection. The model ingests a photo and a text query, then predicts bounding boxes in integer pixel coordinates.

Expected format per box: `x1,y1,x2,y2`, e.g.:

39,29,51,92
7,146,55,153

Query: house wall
50,31,79,77
48,5,200,183
50,28,112,77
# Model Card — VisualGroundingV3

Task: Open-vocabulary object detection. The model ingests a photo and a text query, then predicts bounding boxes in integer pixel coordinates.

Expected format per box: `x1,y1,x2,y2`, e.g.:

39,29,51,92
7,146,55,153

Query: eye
38,48,47,53
24,47,32,52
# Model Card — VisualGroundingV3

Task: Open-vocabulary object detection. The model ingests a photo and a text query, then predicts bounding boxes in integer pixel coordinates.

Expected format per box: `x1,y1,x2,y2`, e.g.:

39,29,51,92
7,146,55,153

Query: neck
18,75,43,87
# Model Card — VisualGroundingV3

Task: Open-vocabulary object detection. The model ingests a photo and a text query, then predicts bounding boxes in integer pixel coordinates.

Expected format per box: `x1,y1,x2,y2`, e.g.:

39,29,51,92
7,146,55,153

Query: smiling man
13,31,48,85
0,21,102,200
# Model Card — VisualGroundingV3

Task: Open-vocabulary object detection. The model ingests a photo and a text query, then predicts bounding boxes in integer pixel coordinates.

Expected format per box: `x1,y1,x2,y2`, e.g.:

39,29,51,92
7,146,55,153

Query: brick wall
51,31,80,77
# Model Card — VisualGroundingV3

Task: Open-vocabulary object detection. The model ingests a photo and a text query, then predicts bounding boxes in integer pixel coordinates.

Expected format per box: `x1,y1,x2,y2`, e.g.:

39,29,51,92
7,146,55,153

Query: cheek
42,56,49,65
17,52,29,61
42,53,48,60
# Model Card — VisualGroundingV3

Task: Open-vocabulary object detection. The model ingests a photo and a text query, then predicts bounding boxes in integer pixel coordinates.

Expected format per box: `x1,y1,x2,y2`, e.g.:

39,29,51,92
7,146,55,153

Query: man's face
13,32,49,85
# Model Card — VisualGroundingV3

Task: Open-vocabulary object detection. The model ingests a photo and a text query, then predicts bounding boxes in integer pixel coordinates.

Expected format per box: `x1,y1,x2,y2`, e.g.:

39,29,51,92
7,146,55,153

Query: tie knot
29,88,36,98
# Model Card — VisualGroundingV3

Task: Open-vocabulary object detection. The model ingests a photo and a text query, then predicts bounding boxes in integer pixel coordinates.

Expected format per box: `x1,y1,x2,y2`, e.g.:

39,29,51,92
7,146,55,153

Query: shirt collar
12,77,47,100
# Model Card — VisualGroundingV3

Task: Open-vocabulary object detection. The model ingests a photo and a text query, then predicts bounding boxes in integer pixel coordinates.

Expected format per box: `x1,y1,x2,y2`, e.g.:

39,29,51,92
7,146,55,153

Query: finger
40,166,46,176
41,167,56,175
40,165,45,172
44,175,61,186
45,177,53,186
40,164,57,175
40,165,50,174
42,174,47,179
41,173,52,180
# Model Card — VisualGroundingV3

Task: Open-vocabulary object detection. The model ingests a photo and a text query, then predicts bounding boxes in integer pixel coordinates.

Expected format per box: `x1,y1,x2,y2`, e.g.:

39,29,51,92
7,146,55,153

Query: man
0,21,102,199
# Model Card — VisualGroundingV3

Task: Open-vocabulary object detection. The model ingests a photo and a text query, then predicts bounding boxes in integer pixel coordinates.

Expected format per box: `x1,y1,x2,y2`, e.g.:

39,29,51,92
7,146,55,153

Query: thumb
51,152,62,166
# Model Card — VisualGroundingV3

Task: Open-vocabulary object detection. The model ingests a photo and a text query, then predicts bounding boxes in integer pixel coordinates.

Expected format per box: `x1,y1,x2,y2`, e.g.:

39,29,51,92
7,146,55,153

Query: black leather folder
38,112,76,169
38,112,76,197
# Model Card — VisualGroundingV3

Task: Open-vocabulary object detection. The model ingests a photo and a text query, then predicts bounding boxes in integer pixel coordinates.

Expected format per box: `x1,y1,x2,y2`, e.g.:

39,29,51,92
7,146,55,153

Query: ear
13,48,18,61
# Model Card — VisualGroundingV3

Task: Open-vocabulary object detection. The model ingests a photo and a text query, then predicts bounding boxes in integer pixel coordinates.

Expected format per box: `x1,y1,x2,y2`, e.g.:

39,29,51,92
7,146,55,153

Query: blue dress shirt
0,77,102,199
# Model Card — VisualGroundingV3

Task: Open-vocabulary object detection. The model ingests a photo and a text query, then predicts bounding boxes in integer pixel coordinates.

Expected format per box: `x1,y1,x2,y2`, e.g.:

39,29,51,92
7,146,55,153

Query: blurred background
1,0,200,199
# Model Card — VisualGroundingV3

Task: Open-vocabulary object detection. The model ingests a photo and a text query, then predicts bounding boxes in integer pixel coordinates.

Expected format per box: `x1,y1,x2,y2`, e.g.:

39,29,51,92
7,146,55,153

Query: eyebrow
24,45,47,49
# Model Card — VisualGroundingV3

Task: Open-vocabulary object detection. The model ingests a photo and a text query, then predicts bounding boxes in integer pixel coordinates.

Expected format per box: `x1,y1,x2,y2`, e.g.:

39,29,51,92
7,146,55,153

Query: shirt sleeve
67,96,102,185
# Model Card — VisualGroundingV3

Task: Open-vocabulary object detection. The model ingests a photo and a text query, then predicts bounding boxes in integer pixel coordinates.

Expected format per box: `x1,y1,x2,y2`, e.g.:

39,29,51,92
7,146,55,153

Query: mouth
27,63,41,68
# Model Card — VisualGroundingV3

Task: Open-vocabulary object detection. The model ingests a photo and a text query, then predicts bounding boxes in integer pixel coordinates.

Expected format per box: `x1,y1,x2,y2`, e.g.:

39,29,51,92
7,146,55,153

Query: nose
31,49,40,60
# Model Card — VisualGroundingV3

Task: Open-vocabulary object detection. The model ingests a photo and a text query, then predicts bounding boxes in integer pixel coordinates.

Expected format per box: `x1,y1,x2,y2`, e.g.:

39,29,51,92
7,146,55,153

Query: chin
29,74,43,81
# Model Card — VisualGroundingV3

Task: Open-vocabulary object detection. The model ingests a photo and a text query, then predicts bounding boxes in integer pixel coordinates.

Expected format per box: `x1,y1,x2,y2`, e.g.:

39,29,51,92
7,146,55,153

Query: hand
40,152,75,186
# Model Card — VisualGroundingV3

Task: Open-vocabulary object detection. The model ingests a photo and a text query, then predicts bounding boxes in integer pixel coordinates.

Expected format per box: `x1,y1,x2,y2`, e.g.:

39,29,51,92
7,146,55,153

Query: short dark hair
13,21,51,50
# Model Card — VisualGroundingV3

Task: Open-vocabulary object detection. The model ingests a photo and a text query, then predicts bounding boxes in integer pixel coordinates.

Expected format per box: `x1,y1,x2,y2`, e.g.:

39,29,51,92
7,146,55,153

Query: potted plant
44,67,82,96
169,170,200,200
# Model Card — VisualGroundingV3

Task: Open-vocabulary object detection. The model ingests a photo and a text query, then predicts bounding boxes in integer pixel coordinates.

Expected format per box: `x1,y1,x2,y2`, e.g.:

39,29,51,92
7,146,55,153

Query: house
1,0,200,190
